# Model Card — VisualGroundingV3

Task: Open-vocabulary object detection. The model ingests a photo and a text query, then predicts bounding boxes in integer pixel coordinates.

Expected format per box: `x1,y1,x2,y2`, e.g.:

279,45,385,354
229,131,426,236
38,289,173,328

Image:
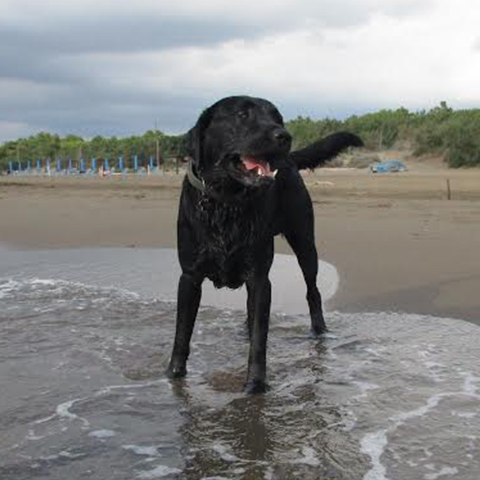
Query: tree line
1,102,480,171
0,130,184,171
288,102,480,168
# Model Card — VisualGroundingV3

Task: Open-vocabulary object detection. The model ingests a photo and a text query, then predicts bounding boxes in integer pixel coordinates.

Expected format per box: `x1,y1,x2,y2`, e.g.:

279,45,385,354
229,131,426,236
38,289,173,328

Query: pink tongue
242,157,271,175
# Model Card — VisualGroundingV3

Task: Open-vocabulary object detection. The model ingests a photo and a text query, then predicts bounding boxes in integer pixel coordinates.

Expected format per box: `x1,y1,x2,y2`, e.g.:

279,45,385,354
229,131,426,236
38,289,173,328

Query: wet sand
1,169,479,324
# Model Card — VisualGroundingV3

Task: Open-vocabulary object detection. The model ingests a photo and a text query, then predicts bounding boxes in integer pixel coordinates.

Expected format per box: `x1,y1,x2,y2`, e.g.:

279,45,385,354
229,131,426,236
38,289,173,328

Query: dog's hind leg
284,230,327,337
167,273,202,378
279,169,327,336
288,234,327,336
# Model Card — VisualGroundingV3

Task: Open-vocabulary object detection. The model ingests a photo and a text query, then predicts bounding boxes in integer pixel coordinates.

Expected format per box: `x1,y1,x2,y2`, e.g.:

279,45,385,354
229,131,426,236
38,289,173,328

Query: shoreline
1,173,479,325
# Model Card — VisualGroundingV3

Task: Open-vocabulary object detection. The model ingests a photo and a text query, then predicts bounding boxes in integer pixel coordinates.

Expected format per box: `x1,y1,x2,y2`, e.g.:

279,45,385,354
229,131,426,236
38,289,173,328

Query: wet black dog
167,96,362,393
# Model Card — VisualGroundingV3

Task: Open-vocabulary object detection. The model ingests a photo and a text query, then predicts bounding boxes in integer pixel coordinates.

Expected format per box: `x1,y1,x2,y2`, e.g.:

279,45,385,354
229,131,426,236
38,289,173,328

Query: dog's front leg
245,275,271,394
167,273,202,379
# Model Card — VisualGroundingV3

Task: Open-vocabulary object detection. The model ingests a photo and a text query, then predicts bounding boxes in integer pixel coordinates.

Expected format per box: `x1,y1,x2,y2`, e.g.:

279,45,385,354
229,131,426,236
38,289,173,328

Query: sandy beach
1,166,479,324
2,164,480,479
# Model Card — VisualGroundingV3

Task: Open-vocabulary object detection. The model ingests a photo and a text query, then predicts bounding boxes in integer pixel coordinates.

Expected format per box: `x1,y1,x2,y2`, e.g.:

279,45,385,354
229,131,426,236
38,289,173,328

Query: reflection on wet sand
170,335,365,480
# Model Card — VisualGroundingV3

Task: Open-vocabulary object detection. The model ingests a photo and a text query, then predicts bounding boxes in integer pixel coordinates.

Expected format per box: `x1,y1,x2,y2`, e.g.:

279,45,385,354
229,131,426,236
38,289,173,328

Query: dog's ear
184,107,213,172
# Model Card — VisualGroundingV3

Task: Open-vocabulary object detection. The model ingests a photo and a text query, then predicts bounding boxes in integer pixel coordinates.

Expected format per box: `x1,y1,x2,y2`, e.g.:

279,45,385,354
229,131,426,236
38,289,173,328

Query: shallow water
0,247,338,315
1,248,479,480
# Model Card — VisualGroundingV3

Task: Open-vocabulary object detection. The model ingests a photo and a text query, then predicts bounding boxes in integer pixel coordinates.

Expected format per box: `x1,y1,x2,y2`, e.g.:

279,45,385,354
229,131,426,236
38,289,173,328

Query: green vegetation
0,131,184,171
288,102,480,168
1,102,480,170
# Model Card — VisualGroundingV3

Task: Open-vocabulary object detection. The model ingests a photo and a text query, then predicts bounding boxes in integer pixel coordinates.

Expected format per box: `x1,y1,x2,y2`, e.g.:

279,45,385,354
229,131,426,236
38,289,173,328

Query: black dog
167,96,362,393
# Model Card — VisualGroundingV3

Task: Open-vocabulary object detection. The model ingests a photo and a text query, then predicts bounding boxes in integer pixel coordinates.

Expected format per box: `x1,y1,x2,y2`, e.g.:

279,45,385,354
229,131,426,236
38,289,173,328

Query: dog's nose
273,128,292,147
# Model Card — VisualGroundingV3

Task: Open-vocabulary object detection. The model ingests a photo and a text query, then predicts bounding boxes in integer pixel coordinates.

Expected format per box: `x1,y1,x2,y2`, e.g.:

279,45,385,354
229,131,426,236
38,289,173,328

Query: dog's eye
237,110,249,120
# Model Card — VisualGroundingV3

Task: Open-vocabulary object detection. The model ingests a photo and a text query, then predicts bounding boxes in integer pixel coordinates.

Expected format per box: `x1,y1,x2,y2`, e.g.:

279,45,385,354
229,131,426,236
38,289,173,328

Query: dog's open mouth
240,156,278,178
214,153,280,190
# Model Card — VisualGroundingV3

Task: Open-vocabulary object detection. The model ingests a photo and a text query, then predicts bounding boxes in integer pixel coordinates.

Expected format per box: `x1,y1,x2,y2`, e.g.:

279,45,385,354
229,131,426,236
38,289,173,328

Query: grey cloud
1,1,433,65
0,0,437,141
0,16,264,83
0,74,203,138
0,16,257,57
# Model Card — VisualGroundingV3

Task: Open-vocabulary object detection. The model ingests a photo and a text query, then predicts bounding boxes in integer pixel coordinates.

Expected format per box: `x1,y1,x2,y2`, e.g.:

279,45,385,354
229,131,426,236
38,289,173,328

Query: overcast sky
1,0,479,141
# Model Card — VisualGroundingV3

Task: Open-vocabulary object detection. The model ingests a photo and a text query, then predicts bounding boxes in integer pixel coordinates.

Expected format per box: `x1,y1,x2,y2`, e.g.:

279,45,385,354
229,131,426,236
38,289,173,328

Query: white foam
352,381,379,400
34,396,90,428
123,445,160,457
452,411,477,419
463,373,480,396
94,379,168,397
89,429,117,439
0,279,21,298
33,413,57,425
202,477,231,480
26,429,45,441
391,393,444,424
364,347,386,358
201,477,231,480
31,380,168,437
0,276,142,301
212,443,238,463
60,450,86,458
30,279,60,286
424,466,459,480
292,446,321,467
137,465,182,479
361,393,447,480
361,371,480,480
41,450,86,461
360,430,389,480
56,398,90,428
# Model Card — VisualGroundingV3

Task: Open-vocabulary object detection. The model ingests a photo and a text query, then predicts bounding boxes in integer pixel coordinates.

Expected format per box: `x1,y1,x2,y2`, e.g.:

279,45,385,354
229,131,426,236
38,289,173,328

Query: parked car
370,160,407,173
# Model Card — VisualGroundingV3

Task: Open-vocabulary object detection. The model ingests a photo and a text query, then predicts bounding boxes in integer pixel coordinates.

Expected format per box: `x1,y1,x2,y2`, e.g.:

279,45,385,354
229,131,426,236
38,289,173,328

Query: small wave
89,430,117,439
1,270,480,480
137,465,182,479
0,276,141,300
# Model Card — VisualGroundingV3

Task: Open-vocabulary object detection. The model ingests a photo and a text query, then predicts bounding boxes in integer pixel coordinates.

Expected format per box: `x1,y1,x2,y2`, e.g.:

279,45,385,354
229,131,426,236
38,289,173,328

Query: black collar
187,160,206,193
186,159,270,204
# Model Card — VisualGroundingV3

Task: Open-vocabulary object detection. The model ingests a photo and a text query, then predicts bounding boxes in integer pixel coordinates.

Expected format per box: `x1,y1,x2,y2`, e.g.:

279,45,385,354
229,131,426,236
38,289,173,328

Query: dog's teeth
273,170,278,177
257,168,262,176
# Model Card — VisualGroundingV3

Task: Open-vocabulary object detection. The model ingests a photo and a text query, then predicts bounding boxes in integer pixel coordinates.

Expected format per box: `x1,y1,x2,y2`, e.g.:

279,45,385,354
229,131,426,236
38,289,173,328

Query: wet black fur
194,193,268,289
167,96,363,393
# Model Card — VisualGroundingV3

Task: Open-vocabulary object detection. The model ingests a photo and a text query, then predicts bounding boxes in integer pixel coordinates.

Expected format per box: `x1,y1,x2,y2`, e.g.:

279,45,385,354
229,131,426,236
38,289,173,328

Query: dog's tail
289,132,363,170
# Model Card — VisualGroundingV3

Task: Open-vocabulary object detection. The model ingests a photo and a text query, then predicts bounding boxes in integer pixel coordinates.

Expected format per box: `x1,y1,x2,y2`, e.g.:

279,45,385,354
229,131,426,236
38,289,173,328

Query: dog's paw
166,363,187,379
245,380,269,395
310,314,328,339
308,327,328,340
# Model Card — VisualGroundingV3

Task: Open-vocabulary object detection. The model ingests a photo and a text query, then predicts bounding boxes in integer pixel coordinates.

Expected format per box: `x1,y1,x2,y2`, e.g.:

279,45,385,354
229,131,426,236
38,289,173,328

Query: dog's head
186,96,292,196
